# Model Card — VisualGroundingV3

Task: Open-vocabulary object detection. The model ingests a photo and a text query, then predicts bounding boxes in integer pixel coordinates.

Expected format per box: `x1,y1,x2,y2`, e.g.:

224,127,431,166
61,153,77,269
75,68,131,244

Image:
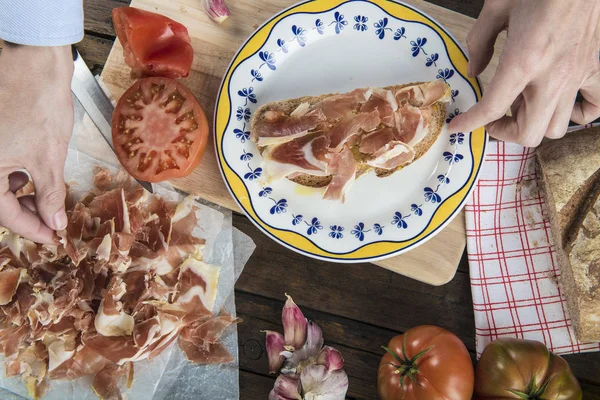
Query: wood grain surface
98,0,505,284
69,0,600,399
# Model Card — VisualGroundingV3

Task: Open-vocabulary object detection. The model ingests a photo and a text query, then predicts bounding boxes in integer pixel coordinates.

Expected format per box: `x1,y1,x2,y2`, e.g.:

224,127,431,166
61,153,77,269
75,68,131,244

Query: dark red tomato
112,78,209,182
112,7,194,78
475,338,582,400
378,325,474,400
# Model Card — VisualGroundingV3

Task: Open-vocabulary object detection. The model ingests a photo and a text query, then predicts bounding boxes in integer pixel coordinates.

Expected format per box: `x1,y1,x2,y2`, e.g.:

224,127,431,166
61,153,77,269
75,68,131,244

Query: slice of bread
536,127,600,341
250,82,448,188
537,129,600,248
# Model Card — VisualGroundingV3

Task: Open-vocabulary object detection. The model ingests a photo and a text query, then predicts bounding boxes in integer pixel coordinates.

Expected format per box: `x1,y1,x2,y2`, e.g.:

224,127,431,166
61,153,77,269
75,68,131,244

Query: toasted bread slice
250,81,448,188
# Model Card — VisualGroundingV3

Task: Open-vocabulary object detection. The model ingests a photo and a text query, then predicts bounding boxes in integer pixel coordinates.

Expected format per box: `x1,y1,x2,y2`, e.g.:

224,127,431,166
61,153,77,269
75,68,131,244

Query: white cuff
0,0,84,46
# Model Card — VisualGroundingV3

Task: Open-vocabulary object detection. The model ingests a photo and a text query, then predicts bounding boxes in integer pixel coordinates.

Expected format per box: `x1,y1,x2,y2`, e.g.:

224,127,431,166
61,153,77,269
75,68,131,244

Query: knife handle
71,45,79,62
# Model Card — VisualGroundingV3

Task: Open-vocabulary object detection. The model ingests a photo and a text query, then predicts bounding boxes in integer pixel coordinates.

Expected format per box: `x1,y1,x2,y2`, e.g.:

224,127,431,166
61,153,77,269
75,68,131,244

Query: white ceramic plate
215,0,487,262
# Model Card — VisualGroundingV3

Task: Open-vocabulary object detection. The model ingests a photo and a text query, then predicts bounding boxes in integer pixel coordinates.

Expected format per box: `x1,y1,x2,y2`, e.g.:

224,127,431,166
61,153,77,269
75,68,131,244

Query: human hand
0,44,74,243
448,0,600,147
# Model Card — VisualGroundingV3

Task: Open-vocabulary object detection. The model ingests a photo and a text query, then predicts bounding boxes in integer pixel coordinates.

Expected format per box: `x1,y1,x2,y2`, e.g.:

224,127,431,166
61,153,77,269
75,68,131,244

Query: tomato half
112,78,209,183
474,338,581,400
112,7,194,79
378,325,474,400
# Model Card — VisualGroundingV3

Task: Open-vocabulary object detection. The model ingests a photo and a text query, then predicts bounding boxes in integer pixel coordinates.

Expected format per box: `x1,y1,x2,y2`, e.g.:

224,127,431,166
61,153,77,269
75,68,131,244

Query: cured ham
328,110,380,151
269,133,328,172
0,267,22,305
261,133,330,181
394,79,450,107
312,88,372,120
367,141,416,170
323,145,357,202
360,89,397,127
359,127,396,155
393,103,425,145
0,169,237,399
253,109,327,146
251,80,450,201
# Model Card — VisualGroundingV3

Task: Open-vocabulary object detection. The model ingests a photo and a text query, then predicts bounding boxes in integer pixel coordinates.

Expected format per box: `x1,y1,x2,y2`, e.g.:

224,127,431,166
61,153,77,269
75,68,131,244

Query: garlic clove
203,0,230,24
317,346,344,372
264,330,286,374
269,375,302,400
301,365,349,399
282,294,307,351
281,320,324,375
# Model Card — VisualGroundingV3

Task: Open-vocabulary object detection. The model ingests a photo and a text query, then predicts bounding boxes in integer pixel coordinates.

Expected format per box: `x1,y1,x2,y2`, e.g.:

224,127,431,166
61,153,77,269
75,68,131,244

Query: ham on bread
250,80,451,202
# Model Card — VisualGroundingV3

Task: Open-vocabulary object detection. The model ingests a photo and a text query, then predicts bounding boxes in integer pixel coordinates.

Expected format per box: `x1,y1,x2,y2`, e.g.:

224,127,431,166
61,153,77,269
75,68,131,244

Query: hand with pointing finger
0,43,74,244
448,0,600,147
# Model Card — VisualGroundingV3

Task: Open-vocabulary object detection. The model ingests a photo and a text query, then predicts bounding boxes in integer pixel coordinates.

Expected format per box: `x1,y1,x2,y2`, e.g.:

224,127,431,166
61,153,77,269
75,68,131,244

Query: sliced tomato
112,7,194,79
112,78,209,182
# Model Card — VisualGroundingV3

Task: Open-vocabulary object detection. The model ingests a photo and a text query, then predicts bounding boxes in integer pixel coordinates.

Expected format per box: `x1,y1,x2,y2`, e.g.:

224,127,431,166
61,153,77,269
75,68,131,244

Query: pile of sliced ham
0,169,237,399
252,80,450,201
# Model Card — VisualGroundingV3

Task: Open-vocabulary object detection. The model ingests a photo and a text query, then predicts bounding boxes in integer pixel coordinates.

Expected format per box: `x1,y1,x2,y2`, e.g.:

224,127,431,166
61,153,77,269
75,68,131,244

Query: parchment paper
0,92,256,399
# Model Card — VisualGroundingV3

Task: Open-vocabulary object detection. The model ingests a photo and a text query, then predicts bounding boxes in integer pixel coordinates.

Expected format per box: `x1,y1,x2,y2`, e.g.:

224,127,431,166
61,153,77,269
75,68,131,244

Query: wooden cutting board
100,0,505,286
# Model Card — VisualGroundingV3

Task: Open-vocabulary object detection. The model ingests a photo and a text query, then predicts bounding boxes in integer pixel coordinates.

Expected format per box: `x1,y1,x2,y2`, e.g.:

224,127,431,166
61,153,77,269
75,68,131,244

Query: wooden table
70,0,600,398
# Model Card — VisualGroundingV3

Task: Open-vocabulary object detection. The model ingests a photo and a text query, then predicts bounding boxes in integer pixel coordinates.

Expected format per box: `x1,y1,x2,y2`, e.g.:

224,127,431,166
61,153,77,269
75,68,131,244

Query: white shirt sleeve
0,0,83,46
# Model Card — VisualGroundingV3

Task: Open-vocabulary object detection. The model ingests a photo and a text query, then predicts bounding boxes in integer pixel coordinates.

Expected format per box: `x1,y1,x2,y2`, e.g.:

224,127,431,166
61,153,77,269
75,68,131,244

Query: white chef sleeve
0,0,83,46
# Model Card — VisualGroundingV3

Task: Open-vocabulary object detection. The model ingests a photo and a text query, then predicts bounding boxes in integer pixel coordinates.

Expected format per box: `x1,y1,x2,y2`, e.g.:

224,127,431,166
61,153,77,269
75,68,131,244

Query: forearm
0,0,83,46
0,44,73,93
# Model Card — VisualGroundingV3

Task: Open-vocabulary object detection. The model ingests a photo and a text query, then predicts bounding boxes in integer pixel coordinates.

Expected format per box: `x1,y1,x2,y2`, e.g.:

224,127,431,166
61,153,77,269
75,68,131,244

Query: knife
70,47,154,193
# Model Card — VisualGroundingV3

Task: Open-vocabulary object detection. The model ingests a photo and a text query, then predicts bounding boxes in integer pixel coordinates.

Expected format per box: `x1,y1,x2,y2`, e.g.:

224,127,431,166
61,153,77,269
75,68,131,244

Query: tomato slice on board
112,78,209,183
112,7,194,79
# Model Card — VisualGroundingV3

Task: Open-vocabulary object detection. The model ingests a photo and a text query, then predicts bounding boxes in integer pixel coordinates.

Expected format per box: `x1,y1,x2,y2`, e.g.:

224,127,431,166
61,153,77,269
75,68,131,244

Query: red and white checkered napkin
465,140,600,357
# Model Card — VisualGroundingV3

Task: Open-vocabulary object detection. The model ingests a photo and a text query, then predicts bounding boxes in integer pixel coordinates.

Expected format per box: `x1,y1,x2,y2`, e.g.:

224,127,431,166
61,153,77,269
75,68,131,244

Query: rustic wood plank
424,0,482,19
83,0,129,37
239,370,276,400
76,35,115,76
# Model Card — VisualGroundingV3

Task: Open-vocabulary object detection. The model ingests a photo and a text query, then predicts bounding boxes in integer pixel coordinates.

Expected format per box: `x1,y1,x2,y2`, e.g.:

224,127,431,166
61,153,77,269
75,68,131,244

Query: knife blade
70,48,154,193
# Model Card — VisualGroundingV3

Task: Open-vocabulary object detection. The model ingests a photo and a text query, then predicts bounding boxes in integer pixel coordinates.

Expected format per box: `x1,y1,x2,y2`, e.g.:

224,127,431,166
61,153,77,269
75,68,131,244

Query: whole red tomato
474,338,581,400
378,325,474,400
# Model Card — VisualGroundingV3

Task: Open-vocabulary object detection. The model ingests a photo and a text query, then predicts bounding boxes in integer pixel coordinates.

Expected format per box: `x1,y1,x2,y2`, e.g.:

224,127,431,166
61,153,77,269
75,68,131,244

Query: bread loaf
536,127,600,342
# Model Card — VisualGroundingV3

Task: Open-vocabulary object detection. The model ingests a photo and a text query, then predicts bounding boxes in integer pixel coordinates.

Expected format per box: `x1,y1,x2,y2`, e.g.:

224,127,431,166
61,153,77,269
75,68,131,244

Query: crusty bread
537,129,600,247
536,127,600,341
250,82,447,187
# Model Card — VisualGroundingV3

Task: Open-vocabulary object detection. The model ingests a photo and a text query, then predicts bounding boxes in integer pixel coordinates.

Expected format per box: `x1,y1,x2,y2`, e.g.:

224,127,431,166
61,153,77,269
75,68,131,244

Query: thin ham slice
95,277,135,337
367,141,416,170
393,103,424,144
328,110,380,152
178,339,234,364
49,345,108,380
360,89,396,127
180,314,238,346
269,133,328,171
254,109,326,147
0,268,22,305
311,88,371,120
359,128,396,155
394,79,450,107
261,133,330,181
323,145,357,202
92,363,125,400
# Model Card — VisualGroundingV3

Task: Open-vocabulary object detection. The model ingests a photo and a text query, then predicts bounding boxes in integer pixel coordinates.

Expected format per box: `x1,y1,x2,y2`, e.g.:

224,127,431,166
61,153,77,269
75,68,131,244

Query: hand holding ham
0,44,74,243
448,0,600,147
